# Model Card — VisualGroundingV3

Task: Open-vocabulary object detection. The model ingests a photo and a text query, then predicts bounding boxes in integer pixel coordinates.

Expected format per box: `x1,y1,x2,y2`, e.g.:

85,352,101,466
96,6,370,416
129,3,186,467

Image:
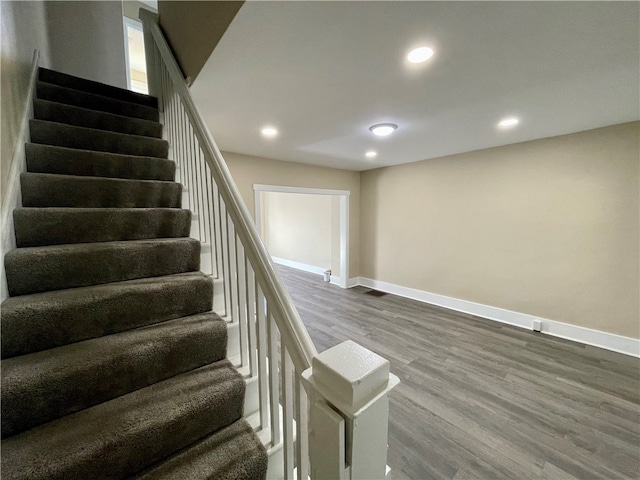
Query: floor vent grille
364,289,387,297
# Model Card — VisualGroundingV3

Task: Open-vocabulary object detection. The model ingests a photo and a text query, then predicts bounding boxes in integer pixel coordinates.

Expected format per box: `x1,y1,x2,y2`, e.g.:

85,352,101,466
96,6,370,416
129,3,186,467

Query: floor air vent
365,289,387,297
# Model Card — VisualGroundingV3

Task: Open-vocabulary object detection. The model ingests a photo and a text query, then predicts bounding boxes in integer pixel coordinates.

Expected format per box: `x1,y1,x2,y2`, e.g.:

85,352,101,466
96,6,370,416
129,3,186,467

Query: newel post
302,340,400,480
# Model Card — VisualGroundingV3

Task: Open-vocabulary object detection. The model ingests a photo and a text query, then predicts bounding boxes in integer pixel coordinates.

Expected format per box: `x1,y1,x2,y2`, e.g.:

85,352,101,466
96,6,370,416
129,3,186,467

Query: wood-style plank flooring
275,265,640,480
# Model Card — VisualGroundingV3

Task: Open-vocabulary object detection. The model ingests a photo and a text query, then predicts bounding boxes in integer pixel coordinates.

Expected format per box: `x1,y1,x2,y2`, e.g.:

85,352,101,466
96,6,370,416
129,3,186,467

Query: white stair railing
140,10,399,480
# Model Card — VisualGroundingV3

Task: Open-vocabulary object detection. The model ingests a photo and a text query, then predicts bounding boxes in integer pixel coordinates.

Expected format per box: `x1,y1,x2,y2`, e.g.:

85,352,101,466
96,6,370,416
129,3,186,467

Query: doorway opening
253,185,350,288
124,18,148,94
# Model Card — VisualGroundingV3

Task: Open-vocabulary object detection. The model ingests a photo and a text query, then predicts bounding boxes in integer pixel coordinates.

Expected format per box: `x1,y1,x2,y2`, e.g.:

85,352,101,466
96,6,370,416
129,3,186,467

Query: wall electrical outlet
532,319,542,332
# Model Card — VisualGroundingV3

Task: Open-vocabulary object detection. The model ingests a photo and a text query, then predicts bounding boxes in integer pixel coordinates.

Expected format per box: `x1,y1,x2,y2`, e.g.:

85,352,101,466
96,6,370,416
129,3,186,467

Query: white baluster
267,309,281,446
236,239,248,368
295,374,309,480
246,261,258,377
256,286,269,429
282,347,294,479
219,200,231,318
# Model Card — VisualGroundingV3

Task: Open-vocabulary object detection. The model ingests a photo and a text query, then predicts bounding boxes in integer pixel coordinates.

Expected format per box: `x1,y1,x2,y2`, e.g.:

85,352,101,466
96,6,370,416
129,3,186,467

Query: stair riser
2,314,228,438
36,81,159,121
26,143,175,181
5,239,201,296
1,274,214,359
39,68,158,108
1,362,245,480
21,173,181,209
14,208,191,247
34,99,163,138
1,68,266,480
30,120,169,158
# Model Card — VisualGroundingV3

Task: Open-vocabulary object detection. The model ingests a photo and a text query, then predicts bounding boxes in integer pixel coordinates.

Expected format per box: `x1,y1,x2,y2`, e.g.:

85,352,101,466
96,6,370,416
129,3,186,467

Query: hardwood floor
275,265,640,480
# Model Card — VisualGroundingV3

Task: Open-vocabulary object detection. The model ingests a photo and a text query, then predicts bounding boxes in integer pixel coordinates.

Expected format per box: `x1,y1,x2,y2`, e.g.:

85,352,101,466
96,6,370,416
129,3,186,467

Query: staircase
1,68,268,479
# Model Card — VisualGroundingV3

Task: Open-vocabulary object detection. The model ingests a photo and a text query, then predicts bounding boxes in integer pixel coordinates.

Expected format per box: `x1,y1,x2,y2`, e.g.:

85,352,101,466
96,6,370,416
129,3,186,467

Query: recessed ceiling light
261,127,278,138
498,117,519,128
407,47,434,64
365,151,377,158
369,123,398,137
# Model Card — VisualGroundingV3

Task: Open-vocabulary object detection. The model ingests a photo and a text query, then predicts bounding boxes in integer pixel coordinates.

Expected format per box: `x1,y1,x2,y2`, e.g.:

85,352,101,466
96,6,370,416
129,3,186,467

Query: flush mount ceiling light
498,117,519,128
407,46,434,64
369,123,398,137
365,151,377,158
261,127,278,138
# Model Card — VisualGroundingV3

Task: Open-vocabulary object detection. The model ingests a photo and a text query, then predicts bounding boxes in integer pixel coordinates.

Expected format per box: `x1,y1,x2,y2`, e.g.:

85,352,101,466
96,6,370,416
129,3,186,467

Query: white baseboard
272,256,327,276
1,50,40,302
271,256,343,284
355,276,639,358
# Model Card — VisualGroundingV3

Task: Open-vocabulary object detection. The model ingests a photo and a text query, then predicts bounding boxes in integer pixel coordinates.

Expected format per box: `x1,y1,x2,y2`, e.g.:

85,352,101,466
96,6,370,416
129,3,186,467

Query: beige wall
360,122,639,339
222,151,360,277
263,192,335,271
1,0,51,206
2,0,131,207
158,1,243,82
46,1,127,89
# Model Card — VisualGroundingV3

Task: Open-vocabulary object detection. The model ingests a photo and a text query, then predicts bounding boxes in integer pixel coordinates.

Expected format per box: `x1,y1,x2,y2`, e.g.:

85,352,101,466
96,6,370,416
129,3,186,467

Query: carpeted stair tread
5,238,201,297
134,419,268,480
1,67,267,480
2,312,227,438
30,120,168,158
1,272,214,359
39,67,158,108
0,360,245,480
34,99,163,138
14,207,191,247
36,81,159,121
21,172,181,208
26,143,175,181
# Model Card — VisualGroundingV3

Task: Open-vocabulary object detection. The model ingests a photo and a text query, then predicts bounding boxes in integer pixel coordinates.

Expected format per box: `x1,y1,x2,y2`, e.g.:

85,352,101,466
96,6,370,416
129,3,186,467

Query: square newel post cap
307,340,394,415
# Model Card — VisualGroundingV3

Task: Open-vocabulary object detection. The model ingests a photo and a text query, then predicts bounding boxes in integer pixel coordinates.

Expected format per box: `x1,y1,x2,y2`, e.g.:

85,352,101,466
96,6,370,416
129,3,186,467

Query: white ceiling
191,1,639,172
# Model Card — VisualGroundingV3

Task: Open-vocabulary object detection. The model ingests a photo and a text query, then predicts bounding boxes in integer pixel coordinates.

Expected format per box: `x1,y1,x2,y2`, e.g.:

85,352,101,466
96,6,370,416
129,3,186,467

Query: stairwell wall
1,0,51,205
360,121,639,340
1,0,53,301
45,1,127,89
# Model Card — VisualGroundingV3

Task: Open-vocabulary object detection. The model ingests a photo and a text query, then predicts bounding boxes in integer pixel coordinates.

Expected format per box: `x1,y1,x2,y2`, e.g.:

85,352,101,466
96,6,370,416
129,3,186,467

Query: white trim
339,195,349,290
272,256,343,285
253,184,350,289
1,50,40,302
354,276,640,358
272,256,327,276
123,17,133,91
254,184,350,197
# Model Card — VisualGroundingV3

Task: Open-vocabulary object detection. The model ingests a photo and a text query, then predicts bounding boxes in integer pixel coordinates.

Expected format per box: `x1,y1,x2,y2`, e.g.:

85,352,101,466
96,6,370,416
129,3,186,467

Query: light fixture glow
498,117,519,128
369,123,398,137
407,47,434,64
261,127,278,138
365,151,377,158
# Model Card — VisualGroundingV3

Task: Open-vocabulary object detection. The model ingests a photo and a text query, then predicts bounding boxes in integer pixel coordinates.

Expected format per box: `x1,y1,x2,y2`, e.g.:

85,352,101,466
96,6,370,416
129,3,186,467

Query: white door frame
253,184,350,289
123,17,142,92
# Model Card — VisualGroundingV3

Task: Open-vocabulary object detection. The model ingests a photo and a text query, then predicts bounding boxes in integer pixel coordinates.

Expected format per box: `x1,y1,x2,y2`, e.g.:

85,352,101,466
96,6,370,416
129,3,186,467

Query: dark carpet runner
1,67,267,480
